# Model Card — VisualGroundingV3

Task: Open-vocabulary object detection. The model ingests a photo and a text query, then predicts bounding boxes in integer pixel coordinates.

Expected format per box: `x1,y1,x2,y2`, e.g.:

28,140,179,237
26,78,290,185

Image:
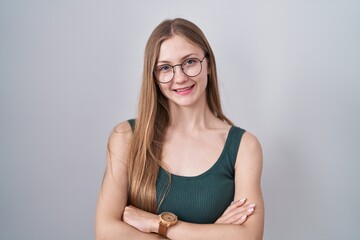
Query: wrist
150,216,159,233
158,212,178,237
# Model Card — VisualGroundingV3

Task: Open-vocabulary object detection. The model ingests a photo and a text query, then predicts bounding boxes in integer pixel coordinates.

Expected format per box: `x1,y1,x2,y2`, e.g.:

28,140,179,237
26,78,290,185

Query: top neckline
160,126,235,180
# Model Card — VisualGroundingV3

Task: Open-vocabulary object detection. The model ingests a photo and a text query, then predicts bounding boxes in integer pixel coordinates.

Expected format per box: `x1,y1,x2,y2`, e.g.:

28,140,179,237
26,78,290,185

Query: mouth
173,84,195,93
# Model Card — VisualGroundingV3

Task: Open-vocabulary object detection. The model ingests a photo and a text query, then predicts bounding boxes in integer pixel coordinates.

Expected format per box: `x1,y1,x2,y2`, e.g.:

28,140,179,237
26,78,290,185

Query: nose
172,65,188,83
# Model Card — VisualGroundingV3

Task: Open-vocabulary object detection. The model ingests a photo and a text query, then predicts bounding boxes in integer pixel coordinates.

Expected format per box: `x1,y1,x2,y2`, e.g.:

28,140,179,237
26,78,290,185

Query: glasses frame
154,56,207,84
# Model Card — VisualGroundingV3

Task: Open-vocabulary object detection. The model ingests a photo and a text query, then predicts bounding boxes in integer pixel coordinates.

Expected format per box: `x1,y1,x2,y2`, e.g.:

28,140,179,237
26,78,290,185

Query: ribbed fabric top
127,119,245,223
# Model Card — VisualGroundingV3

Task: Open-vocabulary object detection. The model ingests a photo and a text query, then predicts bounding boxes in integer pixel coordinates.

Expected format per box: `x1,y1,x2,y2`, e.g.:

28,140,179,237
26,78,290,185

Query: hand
215,198,256,224
123,205,159,233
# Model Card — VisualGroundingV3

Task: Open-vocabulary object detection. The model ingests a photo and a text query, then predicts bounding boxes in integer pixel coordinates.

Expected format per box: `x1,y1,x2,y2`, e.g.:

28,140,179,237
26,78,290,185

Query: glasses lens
182,58,201,77
155,65,174,83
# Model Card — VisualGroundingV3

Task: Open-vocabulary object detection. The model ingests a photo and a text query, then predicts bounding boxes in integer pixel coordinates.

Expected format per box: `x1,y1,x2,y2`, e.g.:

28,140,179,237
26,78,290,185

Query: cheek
198,69,209,85
157,82,171,96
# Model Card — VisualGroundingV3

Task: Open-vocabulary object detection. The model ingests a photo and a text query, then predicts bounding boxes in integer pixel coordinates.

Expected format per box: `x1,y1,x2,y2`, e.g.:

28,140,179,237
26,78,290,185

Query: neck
168,100,220,133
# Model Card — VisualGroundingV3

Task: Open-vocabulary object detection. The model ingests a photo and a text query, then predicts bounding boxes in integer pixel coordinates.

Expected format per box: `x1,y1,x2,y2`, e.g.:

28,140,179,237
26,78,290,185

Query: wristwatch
158,212,178,237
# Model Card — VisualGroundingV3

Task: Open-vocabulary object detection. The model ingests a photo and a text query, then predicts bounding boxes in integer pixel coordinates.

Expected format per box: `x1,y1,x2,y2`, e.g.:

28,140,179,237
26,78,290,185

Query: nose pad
173,65,188,83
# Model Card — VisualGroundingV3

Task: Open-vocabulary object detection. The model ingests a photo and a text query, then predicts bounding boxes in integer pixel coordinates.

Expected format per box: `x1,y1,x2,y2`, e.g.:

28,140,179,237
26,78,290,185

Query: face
155,35,209,108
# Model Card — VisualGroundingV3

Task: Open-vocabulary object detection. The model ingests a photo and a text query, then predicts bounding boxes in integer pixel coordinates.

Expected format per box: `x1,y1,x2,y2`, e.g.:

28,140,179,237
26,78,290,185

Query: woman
95,18,264,240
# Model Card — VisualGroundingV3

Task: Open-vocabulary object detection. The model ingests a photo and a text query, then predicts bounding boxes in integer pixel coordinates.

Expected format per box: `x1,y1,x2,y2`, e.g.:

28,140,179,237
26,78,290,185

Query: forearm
167,221,263,240
95,219,168,240
123,201,264,240
160,205,264,240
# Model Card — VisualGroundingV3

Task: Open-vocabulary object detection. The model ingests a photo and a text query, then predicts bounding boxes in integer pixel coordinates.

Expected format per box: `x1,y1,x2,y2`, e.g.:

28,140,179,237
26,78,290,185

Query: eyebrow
157,53,200,65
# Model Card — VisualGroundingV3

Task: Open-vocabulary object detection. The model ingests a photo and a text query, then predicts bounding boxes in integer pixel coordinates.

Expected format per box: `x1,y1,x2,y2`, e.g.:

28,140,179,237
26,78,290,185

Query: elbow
95,233,104,240
94,219,109,240
95,226,112,240
235,224,264,240
94,225,104,240
249,229,264,240
95,218,129,240
238,232,263,240
247,228,264,240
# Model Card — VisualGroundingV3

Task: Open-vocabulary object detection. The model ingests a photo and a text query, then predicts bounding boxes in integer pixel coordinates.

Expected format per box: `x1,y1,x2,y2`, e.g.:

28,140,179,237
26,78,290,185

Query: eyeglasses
154,56,207,83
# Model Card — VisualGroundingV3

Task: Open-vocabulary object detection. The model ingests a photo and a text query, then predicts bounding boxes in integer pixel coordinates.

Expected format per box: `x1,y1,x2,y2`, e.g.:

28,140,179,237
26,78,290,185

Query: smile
173,84,195,93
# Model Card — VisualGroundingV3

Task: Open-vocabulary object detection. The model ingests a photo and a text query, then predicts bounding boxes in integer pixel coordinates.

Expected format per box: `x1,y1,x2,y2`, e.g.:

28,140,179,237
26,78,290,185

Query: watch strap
158,222,168,237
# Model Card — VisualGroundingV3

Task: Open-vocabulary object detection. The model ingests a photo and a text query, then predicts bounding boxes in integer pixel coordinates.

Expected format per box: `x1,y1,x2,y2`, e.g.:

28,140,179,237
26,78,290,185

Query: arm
165,131,264,240
95,121,167,240
123,131,264,240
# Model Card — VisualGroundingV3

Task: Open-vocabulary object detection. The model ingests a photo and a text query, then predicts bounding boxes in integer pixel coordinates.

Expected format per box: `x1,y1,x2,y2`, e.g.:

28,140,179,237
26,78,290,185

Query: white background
1,0,359,239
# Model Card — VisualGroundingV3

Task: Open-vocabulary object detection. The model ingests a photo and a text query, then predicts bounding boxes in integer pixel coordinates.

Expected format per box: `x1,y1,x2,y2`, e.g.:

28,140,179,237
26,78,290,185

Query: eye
157,65,172,73
183,58,198,67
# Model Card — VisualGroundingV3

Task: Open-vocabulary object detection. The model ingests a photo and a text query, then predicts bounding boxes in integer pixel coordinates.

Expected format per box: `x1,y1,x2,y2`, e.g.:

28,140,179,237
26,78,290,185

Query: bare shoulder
240,131,262,154
107,120,133,164
109,120,133,141
113,120,133,134
236,131,263,168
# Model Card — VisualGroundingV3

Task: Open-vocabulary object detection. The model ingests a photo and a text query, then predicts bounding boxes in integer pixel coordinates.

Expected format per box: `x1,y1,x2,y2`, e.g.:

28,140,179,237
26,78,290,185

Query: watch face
161,212,177,223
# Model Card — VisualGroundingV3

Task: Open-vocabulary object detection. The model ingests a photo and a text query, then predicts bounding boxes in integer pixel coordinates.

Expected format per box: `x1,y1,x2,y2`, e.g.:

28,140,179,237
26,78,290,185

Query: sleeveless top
127,119,245,224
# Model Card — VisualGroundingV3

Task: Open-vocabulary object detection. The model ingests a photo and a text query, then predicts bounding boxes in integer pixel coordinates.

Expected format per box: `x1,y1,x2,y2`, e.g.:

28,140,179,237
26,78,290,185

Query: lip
173,84,195,95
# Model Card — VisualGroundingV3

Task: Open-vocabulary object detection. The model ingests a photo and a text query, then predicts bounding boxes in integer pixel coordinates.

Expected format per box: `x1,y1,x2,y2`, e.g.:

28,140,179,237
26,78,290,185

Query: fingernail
248,208,254,213
239,197,246,203
248,203,256,208
241,215,247,220
230,201,234,205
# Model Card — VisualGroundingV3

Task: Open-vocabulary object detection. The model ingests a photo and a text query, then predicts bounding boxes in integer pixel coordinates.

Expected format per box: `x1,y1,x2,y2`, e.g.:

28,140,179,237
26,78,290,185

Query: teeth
176,86,192,92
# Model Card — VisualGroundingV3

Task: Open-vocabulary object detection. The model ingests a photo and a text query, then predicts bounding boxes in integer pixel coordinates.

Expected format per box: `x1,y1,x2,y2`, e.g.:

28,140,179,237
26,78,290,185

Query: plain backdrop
1,0,359,239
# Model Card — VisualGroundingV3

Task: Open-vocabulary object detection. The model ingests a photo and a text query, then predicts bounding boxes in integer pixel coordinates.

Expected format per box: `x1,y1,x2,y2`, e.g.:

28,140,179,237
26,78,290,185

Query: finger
234,215,247,224
232,203,256,216
235,205,255,222
245,203,256,216
226,202,254,216
222,198,246,216
231,198,247,208
221,203,256,223
236,203,255,218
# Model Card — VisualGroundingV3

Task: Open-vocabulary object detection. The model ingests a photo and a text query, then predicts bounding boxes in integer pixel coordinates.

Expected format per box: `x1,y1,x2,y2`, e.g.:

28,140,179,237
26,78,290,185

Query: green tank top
127,119,245,224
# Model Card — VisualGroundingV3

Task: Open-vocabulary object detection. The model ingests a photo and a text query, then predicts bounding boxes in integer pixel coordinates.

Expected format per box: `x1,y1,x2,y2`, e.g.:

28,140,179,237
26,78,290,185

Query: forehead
158,35,203,63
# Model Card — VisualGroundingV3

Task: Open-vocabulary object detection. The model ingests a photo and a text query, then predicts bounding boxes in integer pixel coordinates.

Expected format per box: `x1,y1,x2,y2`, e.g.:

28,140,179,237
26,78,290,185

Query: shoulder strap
128,119,136,132
227,126,246,167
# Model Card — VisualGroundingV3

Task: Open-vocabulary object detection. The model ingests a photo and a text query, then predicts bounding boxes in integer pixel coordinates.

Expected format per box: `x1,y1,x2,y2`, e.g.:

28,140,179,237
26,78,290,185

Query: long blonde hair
127,18,232,213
